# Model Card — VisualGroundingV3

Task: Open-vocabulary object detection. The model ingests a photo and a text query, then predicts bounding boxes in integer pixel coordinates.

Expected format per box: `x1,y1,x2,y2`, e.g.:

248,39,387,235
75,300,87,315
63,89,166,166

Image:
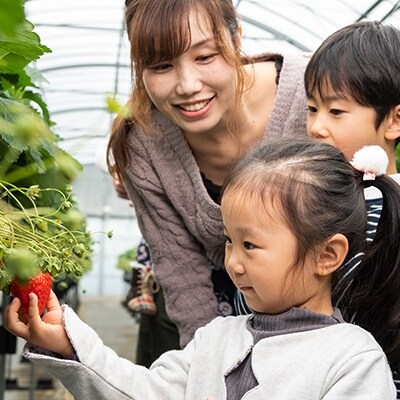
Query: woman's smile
176,97,215,118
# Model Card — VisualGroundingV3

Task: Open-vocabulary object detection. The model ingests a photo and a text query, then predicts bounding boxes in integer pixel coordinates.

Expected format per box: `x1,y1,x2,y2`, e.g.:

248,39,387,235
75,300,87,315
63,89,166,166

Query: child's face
221,193,331,315
307,87,390,166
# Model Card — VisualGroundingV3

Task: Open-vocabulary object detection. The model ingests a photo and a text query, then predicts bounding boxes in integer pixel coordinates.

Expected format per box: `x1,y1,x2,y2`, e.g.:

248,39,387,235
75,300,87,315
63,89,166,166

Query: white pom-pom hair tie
349,145,389,181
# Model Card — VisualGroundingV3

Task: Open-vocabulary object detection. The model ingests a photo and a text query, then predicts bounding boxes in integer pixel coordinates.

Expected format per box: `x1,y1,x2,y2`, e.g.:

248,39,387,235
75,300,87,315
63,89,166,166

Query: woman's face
142,9,237,137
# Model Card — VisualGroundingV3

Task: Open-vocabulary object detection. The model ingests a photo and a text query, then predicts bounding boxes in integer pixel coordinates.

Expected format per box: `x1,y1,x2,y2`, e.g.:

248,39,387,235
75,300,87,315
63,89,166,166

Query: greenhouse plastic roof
25,0,400,166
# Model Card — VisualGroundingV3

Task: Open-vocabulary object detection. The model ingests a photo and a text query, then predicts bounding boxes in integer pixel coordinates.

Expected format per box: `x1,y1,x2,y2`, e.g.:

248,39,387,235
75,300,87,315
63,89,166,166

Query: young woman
108,0,310,352
5,137,397,399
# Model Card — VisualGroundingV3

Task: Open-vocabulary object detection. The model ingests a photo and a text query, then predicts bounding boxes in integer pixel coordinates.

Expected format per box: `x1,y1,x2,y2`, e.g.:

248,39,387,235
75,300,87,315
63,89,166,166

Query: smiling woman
107,0,310,363
141,15,237,140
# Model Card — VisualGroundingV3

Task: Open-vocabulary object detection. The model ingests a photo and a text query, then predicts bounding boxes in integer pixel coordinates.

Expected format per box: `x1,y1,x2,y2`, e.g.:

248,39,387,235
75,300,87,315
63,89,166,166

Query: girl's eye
330,108,344,116
224,235,232,245
243,241,255,250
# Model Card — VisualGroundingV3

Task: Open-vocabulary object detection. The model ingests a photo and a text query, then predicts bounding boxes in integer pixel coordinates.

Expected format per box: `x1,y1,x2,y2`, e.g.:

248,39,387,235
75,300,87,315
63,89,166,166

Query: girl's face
307,85,396,172
221,193,329,315
142,9,237,137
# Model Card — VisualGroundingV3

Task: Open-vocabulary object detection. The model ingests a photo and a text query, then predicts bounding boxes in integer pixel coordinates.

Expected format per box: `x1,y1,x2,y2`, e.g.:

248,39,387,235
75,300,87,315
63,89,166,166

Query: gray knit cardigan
122,52,311,346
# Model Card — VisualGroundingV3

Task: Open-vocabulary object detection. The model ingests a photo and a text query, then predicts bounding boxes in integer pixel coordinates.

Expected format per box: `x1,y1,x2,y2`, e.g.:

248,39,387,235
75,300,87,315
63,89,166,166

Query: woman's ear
385,104,400,141
235,25,243,48
315,234,348,277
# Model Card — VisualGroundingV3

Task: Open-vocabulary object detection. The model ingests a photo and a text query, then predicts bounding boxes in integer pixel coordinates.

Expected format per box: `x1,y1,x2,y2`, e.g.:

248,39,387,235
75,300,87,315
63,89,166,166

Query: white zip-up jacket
25,305,395,399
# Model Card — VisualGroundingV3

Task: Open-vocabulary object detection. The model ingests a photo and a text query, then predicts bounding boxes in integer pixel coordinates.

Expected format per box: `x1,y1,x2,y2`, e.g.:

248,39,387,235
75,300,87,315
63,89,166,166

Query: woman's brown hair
108,0,246,177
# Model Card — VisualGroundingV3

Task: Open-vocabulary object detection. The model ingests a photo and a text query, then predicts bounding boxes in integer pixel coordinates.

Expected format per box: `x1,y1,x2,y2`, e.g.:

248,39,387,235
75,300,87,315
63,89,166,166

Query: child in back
304,20,400,395
305,20,400,176
5,137,398,399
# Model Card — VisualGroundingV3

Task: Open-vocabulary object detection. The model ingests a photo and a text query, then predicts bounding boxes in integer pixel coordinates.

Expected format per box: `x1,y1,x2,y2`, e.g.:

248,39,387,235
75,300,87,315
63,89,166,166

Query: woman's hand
5,290,74,358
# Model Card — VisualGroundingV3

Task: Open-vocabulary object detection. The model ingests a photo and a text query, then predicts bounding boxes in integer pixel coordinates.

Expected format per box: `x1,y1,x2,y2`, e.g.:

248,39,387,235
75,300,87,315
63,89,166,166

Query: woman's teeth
179,100,209,111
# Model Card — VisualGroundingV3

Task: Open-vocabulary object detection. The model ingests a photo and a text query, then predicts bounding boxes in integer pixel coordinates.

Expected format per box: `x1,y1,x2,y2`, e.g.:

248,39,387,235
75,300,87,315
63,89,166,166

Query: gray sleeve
122,130,219,347
265,52,311,139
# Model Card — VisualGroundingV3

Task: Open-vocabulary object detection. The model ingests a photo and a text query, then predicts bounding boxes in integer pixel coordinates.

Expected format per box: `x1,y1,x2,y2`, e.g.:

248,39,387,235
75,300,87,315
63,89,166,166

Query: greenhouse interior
1,0,400,398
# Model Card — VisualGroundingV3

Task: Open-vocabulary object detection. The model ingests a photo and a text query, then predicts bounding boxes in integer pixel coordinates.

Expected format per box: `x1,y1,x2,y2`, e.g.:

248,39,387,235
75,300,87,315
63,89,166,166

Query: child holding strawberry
5,137,398,399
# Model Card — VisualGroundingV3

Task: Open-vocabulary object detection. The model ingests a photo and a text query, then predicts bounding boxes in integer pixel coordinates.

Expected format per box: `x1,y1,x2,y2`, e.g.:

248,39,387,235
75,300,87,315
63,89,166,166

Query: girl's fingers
27,293,43,331
46,290,61,310
28,292,39,317
4,297,30,339
8,296,21,313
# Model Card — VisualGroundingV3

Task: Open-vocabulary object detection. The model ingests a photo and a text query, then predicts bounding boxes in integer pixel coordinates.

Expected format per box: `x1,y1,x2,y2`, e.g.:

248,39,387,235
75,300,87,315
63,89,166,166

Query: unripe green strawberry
11,272,53,315
5,247,38,281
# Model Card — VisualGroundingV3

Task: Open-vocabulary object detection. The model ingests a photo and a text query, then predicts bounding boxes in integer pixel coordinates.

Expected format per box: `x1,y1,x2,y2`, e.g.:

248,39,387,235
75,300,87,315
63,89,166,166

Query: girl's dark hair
108,0,244,177
222,136,400,369
305,20,400,132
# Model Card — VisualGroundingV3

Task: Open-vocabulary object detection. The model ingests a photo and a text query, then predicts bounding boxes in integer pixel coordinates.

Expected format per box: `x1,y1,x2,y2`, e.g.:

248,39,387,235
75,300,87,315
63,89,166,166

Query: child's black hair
305,20,400,142
222,136,400,369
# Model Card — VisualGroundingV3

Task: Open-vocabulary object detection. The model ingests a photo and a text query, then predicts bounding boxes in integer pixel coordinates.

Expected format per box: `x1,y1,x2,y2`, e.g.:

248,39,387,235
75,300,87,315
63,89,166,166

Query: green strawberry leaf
0,0,24,37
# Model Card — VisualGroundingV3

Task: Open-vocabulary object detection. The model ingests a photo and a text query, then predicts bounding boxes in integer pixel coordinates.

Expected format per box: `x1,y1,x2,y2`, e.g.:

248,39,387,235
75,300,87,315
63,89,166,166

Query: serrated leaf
21,147,47,174
0,20,51,71
15,68,37,89
0,0,24,37
0,96,18,119
0,130,27,152
0,40,43,61
15,20,51,53
0,73,19,87
25,65,48,85
0,51,29,72
22,90,51,124
38,137,59,156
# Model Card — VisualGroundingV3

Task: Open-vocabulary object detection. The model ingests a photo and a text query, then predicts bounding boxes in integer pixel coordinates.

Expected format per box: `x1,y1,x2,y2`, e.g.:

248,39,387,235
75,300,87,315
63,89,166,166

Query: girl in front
6,137,397,399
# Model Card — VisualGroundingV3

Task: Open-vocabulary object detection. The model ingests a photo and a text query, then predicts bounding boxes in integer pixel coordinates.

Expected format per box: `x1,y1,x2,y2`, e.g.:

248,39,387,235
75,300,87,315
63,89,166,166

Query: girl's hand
5,290,74,358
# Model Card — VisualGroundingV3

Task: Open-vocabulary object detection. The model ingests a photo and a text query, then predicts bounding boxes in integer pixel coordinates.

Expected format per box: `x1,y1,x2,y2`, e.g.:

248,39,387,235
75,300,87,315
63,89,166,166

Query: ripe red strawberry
11,272,53,315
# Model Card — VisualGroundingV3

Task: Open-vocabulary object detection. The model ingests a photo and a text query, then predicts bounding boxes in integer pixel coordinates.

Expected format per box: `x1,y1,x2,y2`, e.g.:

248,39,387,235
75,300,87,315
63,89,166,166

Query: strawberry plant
0,0,94,306
0,179,92,292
